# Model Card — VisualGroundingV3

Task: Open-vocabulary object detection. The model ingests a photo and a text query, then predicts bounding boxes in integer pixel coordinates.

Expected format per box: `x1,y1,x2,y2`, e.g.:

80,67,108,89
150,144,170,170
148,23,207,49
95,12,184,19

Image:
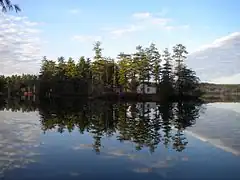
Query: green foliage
159,48,174,99
118,53,131,91
176,65,200,96
172,44,188,68
171,44,201,97
146,43,161,84
0,75,7,94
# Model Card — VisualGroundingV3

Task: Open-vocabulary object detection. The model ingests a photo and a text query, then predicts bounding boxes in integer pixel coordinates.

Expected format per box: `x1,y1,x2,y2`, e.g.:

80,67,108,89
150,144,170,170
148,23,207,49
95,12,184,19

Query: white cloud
187,32,240,84
132,12,172,28
0,13,43,76
150,17,171,26
132,12,171,27
164,24,190,31
109,25,143,38
193,32,240,53
69,9,80,14
104,11,189,38
132,12,151,19
72,35,102,42
23,21,40,26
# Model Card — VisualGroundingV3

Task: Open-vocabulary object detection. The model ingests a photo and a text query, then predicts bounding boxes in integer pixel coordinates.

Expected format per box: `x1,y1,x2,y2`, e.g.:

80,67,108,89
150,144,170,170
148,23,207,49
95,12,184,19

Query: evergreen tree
57,56,66,80
118,53,131,91
172,44,188,96
0,75,6,94
145,43,161,84
133,45,149,94
176,65,201,97
160,48,174,98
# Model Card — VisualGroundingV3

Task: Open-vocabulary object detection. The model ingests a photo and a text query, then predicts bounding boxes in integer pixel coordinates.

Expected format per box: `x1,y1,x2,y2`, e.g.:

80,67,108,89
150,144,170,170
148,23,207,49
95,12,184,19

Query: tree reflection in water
0,98,204,154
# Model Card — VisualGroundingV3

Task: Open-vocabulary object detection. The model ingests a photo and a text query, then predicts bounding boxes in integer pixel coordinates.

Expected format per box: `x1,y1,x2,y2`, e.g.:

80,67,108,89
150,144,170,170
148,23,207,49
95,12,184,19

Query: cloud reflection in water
0,110,42,176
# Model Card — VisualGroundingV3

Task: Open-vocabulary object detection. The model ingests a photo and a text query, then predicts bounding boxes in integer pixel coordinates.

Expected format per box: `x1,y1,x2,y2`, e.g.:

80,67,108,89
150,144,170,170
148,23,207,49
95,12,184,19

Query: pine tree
160,48,174,98
145,43,161,84
172,44,188,95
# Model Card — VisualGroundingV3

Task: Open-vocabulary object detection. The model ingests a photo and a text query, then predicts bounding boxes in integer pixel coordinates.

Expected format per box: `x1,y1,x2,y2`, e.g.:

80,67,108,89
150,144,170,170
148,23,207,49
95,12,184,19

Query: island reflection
0,98,204,154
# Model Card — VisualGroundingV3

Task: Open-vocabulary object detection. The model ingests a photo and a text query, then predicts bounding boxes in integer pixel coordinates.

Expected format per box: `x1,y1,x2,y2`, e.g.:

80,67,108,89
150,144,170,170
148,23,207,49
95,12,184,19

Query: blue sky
13,0,239,57
1,0,240,83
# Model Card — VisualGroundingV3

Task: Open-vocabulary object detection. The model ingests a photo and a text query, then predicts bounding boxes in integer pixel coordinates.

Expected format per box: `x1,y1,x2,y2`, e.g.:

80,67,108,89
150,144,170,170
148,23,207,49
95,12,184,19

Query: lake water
0,99,240,180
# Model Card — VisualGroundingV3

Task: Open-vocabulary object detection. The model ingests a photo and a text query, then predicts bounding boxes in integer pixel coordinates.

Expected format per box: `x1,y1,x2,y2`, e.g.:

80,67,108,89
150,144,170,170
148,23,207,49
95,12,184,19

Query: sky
0,0,240,83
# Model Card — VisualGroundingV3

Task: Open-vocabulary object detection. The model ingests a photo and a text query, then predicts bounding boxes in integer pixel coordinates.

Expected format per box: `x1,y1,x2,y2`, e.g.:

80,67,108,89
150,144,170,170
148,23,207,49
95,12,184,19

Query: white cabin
137,83,157,94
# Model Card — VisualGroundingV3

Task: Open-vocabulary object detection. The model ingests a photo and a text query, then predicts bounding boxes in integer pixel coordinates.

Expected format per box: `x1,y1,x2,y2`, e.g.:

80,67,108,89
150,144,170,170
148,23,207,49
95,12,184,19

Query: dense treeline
0,98,203,153
0,74,38,96
0,42,202,100
201,83,240,95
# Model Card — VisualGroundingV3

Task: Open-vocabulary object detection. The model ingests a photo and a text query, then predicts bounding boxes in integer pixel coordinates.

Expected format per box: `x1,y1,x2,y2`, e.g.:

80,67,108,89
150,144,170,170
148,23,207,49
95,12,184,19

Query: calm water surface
0,100,240,180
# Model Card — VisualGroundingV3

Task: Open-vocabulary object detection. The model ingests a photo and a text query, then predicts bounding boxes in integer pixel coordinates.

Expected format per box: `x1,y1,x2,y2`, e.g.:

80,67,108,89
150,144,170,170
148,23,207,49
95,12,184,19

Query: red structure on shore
24,92,33,96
